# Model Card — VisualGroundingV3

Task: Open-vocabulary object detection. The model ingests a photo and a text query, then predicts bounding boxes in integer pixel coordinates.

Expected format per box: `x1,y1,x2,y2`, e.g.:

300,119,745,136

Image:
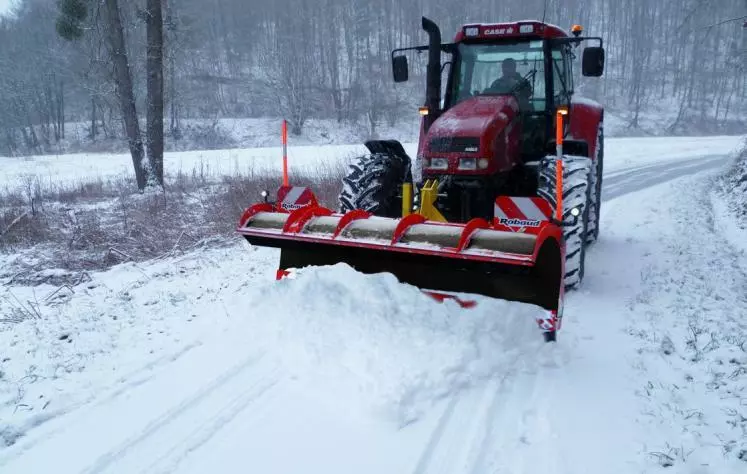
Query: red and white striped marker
494,196,553,231
277,186,318,211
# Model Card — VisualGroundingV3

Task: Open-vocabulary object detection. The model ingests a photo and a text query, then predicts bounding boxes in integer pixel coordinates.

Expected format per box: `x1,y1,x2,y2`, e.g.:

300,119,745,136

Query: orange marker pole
555,111,564,222
282,119,289,186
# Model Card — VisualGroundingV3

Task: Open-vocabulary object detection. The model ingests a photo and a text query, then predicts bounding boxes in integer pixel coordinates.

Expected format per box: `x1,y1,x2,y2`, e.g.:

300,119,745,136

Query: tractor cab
446,33,573,161
392,19,604,173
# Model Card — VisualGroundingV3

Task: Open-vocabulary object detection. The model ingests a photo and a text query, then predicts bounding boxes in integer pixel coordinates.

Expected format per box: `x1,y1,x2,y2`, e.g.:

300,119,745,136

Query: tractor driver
487,58,532,110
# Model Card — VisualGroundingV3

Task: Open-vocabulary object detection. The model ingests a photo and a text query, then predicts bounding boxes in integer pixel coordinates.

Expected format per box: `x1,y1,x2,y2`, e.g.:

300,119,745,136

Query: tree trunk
146,0,165,186
91,96,97,140
166,0,180,138
57,77,65,140
103,0,147,190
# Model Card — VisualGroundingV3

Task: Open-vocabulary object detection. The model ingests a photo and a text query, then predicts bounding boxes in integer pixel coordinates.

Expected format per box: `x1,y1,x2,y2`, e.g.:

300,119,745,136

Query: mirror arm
550,36,604,48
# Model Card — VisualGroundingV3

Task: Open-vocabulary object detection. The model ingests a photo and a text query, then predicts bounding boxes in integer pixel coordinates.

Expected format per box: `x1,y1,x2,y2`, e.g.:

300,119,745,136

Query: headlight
458,158,477,170
428,157,449,170
478,159,489,170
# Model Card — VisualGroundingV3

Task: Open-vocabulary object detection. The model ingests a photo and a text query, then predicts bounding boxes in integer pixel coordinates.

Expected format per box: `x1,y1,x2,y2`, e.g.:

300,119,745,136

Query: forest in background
0,0,745,156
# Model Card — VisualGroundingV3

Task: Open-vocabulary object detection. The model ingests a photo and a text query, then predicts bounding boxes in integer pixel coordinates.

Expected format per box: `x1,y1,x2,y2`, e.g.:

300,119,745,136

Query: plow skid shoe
237,202,563,314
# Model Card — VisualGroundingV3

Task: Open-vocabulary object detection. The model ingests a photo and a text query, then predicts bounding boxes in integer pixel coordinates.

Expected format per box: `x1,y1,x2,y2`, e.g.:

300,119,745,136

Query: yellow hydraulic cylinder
418,179,447,222
402,182,413,217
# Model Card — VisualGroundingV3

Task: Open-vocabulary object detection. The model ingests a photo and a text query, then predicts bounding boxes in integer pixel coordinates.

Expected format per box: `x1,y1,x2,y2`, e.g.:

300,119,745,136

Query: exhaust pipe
422,16,441,131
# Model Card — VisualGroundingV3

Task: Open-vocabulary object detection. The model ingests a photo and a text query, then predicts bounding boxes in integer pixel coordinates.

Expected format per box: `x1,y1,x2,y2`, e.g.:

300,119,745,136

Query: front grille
429,137,480,153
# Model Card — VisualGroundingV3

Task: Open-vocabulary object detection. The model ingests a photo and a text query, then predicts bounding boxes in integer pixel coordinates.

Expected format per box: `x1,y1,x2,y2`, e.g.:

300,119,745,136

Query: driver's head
502,58,517,76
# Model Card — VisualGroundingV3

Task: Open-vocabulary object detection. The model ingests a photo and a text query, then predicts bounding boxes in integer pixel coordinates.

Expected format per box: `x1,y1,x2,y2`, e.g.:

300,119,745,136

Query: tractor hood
429,95,519,139
424,95,521,174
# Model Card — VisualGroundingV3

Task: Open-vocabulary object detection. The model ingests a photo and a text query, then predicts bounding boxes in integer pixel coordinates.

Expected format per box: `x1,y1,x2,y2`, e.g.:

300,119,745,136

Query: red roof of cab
454,21,569,42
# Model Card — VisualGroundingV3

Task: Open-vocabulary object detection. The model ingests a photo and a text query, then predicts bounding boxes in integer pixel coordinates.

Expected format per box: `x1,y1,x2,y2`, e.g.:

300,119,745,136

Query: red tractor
237,17,606,342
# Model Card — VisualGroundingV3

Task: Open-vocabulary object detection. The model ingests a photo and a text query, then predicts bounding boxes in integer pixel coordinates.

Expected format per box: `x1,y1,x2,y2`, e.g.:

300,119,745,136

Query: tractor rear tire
537,155,593,290
338,151,410,217
586,125,604,245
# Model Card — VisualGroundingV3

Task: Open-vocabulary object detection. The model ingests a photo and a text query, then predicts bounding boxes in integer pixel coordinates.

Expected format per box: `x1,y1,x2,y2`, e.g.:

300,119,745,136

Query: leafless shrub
67,210,108,251
183,121,237,150
686,319,705,362
54,179,107,204
18,174,42,216
295,160,348,206
0,187,26,208
169,165,211,195
0,209,53,248
0,164,346,278
211,171,283,232
648,444,694,468
0,291,42,323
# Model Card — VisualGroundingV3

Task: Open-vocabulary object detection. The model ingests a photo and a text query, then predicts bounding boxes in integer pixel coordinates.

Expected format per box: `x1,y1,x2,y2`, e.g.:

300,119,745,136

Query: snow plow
237,17,605,342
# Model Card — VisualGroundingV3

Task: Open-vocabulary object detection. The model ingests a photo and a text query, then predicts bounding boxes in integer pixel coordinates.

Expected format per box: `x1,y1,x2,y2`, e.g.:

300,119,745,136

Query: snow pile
233,264,547,425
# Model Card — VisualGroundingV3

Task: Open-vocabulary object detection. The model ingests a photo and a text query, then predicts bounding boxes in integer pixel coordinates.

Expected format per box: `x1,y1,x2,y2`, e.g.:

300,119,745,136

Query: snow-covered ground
1,136,746,472
3,118,421,158
6,103,746,158
1,135,743,190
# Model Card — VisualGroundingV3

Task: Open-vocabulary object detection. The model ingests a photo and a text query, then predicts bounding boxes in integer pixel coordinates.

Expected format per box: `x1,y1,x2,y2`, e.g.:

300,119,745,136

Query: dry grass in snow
0,160,348,288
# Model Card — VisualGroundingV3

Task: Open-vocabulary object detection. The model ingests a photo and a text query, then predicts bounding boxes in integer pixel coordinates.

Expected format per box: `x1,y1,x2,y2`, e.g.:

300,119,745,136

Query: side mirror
392,55,409,82
582,46,605,77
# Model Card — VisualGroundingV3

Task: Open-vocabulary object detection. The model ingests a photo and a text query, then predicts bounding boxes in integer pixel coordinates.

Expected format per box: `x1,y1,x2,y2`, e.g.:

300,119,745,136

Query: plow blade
237,201,564,317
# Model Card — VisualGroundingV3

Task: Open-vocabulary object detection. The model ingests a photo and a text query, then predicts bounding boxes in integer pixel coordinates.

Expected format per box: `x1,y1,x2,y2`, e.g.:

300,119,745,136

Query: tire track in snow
408,372,525,474
143,375,280,474
603,154,726,180
602,155,727,201
500,365,562,474
468,370,542,474
0,342,203,467
410,393,462,474
81,353,281,474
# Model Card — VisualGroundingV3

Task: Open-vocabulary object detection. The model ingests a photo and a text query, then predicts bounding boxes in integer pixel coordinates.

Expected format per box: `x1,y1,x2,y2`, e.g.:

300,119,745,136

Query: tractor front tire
339,151,410,217
537,155,593,290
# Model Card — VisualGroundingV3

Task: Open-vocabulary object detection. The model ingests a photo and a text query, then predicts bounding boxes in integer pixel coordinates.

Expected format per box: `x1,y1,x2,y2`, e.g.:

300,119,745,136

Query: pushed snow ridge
242,264,548,424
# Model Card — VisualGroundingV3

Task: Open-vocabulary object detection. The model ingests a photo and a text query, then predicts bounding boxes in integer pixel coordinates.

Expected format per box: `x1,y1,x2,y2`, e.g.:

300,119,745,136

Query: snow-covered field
6,104,745,159
1,136,746,473
1,135,743,189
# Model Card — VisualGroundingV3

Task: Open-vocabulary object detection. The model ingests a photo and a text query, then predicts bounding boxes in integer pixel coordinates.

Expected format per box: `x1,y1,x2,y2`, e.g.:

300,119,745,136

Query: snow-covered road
1,137,746,473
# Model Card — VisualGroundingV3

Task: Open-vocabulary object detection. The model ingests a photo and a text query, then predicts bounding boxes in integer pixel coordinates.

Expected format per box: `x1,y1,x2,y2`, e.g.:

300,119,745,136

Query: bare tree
0,0,741,157
103,0,148,189
146,0,165,186
56,0,148,189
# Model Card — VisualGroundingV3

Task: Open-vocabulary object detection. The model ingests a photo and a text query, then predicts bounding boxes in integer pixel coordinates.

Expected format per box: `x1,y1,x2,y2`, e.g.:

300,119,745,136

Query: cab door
552,44,574,140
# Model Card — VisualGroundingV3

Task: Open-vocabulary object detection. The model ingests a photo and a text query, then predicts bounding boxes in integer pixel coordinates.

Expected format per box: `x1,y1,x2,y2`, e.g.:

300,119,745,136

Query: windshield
449,40,567,112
